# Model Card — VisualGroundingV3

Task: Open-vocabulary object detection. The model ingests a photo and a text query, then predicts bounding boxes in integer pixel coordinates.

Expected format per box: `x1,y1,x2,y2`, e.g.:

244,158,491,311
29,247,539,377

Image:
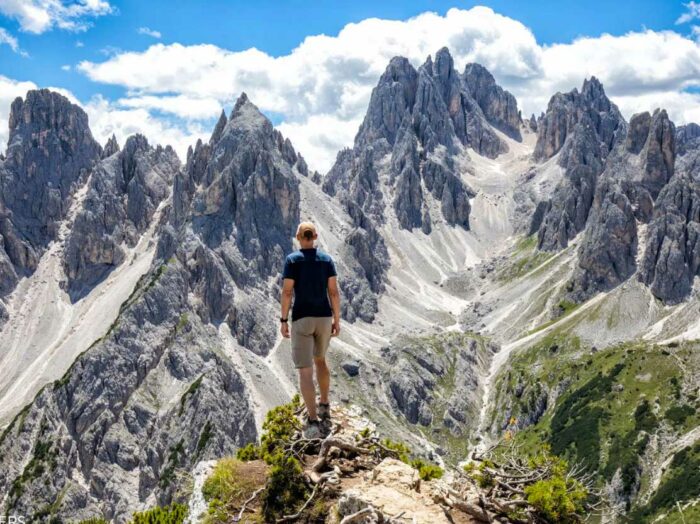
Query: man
280,221,341,438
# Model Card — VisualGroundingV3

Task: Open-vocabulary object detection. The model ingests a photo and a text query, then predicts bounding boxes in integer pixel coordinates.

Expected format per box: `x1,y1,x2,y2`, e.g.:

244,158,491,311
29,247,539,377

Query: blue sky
0,1,699,170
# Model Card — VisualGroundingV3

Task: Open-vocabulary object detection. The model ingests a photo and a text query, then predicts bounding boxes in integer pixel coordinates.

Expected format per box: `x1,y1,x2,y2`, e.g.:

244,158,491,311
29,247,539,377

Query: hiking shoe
303,417,322,439
318,403,331,423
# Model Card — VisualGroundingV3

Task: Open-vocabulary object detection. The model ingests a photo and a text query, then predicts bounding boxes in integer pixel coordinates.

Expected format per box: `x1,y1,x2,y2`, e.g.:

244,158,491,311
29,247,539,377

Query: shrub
129,503,188,524
524,476,587,523
260,451,309,522
410,458,444,481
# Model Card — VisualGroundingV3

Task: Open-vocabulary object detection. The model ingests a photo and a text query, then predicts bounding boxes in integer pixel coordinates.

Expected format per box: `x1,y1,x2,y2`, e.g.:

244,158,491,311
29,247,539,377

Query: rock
102,134,120,158
676,122,700,156
63,134,180,299
569,108,677,301
533,78,625,250
463,62,522,140
0,90,101,304
639,173,700,303
342,360,361,377
333,459,451,524
534,76,622,161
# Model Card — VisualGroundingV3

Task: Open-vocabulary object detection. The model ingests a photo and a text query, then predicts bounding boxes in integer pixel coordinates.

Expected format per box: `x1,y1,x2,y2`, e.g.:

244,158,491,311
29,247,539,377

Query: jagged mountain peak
102,133,120,158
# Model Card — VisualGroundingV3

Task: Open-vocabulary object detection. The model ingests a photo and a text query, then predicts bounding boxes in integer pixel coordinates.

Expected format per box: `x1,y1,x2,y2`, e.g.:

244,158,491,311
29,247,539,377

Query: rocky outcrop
534,77,622,162
639,173,700,303
63,135,179,299
569,109,677,301
2,90,101,248
463,62,522,140
533,78,625,250
0,258,257,522
0,90,101,306
380,333,495,437
676,122,700,156
324,49,510,306
158,93,301,352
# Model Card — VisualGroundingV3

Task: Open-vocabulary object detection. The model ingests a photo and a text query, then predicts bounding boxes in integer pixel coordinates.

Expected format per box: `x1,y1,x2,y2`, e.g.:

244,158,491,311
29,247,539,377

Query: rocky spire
210,109,228,144
102,134,120,158
532,78,626,250
568,109,677,302
2,90,101,247
533,77,623,162
463,62,522,140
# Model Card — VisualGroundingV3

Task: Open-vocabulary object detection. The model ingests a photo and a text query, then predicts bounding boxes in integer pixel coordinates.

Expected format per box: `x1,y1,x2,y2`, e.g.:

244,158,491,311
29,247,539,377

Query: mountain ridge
0,47,699,522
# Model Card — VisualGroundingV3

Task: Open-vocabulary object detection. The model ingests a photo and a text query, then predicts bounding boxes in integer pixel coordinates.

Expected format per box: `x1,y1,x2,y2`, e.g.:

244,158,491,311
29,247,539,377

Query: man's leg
314,357,330,405
298,367,317,419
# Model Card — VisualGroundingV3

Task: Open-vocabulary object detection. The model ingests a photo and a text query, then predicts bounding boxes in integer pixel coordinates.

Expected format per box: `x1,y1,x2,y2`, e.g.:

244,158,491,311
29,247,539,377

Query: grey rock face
0,90,101,321
2,90,101,248
102,134,120,158
463,62,522,140
533,78,625,250
639,173,700,303
380,333,495,436
0,260,257,522
158,93,301,353
569,176,638,301
536,118,606,250
676,123,700,156
534,77,623,162
569,109,677,301
64,135,179,299
324,49,509,301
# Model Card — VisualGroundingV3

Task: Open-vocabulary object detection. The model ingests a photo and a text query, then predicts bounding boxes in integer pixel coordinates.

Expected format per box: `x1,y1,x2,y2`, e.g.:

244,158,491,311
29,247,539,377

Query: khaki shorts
291,316,332,368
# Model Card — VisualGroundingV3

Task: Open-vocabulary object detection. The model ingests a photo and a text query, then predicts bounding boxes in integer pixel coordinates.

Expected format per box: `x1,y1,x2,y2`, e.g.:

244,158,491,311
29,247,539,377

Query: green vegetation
77,518,108,524
159,439,184,488
196,421,214,459
464,445,591,523
179,375,204,416
202,458,267,524
8,423,59,507
630,441,700,522
495,235,554,282
491,334,700,517
129,503,188,524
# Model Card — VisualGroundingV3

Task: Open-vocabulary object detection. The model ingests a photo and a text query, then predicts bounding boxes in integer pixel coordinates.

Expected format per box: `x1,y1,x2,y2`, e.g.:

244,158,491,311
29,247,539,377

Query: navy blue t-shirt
282,248,337,320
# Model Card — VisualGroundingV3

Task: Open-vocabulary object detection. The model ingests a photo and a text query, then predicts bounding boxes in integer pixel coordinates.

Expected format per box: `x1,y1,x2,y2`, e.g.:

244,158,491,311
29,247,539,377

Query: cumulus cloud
83,95,210,160
137,26,161,39
73,6,700,172
0,0,113,34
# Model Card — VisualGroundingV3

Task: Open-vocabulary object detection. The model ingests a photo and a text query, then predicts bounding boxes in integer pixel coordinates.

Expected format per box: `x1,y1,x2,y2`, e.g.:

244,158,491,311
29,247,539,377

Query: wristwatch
280,317,288,323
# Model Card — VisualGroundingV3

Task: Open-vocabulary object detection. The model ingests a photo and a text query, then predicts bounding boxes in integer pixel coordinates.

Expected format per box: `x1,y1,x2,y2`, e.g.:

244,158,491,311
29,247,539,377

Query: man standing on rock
280,221,341,438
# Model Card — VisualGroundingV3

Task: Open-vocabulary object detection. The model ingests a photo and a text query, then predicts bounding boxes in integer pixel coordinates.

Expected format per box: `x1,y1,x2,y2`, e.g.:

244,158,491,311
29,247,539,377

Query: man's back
283,248,337,320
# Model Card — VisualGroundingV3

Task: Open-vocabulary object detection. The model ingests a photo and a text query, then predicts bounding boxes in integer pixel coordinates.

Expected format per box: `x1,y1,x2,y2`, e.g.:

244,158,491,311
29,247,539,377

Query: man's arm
280,278,294,338
328,276,341,336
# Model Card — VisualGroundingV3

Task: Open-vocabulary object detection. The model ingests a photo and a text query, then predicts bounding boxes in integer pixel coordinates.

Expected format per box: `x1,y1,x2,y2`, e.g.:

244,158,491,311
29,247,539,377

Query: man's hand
331,318,340,337
280,322,290,338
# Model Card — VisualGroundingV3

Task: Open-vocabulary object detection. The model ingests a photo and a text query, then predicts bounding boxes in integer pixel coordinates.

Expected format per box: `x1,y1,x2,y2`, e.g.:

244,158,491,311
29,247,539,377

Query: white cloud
0,0,113,34
61,64,71,71
8,6,700,172
137,26,161,39
0,75,204,162
83,95,208,160
0,27,19,52
75,40,84,47
677,2,700,24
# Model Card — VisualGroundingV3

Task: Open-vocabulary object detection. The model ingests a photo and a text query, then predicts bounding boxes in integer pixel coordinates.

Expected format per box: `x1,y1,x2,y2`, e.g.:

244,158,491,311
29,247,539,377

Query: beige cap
296,221,318,239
